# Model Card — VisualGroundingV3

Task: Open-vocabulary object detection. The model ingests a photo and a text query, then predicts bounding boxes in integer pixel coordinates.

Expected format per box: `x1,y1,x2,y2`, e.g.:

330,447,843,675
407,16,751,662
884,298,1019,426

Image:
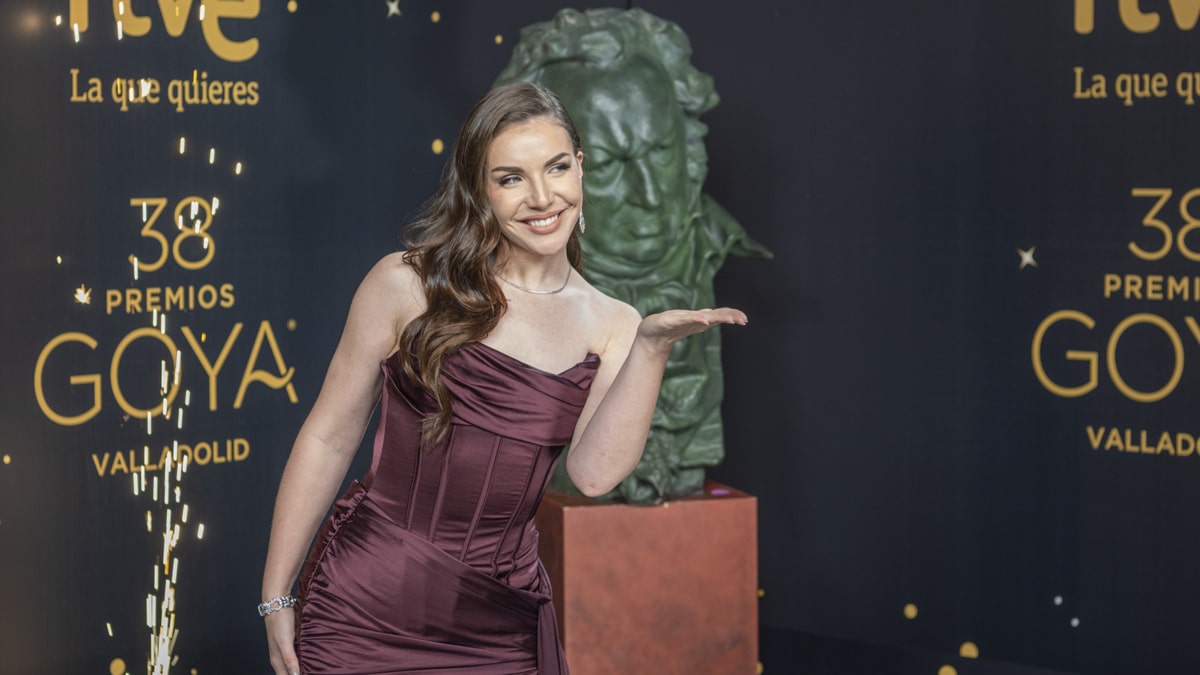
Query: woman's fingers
638,307,748,344
265,611,300,675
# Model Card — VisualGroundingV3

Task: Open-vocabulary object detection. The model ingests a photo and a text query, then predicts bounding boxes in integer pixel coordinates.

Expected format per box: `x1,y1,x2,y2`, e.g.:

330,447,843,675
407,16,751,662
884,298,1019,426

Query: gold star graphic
1017,246,1037,269
386,0,401,18
74,284,92,304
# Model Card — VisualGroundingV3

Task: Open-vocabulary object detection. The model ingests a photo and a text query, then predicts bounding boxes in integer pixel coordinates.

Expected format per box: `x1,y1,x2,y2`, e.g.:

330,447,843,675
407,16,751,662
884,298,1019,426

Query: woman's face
484,117,584,263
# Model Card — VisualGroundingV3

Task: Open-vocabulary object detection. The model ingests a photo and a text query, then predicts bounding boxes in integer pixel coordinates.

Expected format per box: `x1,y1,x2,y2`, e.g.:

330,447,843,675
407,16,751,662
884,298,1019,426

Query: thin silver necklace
496,267,572,295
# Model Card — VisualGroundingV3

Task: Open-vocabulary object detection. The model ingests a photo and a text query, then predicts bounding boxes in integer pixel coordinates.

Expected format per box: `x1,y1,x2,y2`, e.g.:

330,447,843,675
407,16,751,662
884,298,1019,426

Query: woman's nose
526,177,553,209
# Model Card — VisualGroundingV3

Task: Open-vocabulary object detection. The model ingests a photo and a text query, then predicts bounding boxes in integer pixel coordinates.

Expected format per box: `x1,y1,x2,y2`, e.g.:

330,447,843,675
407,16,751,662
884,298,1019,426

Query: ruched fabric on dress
296,342,598,674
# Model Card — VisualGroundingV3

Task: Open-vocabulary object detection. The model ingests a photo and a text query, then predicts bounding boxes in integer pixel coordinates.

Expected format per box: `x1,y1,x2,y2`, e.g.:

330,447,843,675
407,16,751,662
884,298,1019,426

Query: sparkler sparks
135,311,199,675
107,138,241,674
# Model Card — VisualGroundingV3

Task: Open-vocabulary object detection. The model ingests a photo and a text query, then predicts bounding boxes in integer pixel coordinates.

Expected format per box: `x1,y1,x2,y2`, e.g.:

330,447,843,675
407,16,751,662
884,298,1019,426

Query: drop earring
578,212,586,234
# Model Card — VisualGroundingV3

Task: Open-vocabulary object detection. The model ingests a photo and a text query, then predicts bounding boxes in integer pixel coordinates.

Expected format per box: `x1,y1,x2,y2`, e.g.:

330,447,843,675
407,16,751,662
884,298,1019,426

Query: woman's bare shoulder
352,252,426,328
364,251,422,297
365,251,419,287
575,275,639,320
574,277,641,353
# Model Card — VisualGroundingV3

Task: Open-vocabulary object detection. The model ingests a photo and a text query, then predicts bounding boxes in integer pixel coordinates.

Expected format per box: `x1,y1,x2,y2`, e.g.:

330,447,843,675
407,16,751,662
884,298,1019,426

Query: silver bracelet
257,595,297,616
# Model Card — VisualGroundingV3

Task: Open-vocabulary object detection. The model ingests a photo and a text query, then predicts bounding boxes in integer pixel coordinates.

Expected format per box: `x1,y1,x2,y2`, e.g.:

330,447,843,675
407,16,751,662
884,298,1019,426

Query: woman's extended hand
265,610,300,675
636,307,748,349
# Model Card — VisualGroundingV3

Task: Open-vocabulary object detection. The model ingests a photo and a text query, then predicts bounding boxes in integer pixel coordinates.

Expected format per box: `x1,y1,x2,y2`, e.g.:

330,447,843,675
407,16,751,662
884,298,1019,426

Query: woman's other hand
265,609,300,675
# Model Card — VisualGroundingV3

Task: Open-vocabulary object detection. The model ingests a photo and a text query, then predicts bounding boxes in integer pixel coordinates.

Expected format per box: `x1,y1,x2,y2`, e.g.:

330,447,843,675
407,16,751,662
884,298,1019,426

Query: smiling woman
260,82,746,675
487,121,584,284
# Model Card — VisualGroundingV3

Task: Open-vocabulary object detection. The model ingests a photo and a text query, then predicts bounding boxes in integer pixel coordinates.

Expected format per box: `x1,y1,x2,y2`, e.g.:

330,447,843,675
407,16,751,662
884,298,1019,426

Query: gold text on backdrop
68,0,260,62
1075,0,1200,34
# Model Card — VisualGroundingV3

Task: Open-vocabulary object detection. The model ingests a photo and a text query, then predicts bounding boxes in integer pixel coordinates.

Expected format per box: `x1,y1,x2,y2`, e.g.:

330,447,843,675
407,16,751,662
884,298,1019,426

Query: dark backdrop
2,2,1197,674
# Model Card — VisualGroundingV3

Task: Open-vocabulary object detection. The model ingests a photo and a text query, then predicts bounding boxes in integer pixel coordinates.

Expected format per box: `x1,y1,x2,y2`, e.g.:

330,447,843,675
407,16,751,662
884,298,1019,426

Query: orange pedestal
535,481,759,675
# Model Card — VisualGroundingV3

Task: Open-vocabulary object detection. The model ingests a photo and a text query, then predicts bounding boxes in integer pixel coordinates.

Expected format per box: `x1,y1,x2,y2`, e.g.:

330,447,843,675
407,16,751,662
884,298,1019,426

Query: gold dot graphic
757,588,765,598
431,11,440,23
756,662,763,674
287,0,297,12
287,319,298,331
432,138,445,155
109,658,127,675
959,641,979,658
903,603,918,619
938,666,957,675
494,34,503,45
2,454,10,465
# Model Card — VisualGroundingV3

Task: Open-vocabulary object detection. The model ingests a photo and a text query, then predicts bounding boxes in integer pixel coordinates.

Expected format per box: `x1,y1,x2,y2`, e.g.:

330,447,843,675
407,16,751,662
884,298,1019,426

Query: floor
758,627,1081,675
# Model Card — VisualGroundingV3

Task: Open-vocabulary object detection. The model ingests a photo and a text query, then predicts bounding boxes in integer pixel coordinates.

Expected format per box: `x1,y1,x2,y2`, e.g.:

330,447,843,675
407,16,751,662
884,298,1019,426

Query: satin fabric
296,342,598,674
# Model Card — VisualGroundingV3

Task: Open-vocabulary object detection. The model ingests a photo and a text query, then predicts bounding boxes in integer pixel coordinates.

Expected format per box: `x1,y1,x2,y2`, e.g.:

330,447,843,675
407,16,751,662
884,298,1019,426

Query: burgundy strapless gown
296,342,598,674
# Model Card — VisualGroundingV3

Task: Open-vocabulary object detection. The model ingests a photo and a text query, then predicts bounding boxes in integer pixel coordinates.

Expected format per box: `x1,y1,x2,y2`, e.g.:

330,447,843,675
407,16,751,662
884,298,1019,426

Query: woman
261,82,746,674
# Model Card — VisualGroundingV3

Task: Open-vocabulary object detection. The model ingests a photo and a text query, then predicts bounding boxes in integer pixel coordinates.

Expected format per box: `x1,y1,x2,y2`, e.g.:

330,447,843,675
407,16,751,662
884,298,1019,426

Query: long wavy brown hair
399,82,585,443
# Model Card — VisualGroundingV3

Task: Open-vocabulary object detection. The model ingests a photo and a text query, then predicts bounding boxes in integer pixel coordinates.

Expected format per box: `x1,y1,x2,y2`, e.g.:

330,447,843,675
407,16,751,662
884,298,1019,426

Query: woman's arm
262,253,422,675
565,305,747,497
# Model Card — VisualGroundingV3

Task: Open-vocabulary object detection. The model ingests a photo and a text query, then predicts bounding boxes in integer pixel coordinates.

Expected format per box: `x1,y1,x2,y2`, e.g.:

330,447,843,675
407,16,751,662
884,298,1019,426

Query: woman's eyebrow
490,152,571,174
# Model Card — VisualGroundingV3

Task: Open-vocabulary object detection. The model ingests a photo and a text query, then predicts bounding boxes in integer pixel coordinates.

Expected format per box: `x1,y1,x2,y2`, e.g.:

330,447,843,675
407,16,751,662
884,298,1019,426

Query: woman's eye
499,175,520,187
550,163,570,173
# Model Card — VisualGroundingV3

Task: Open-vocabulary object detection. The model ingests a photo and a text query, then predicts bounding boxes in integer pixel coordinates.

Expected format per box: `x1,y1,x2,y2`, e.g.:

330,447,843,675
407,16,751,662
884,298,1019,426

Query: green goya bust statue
497,8,771,503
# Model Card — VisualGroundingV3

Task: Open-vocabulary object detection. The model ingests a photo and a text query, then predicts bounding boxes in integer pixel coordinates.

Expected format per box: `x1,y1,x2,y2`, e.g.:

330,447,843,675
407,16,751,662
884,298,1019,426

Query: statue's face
543,60,693,264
